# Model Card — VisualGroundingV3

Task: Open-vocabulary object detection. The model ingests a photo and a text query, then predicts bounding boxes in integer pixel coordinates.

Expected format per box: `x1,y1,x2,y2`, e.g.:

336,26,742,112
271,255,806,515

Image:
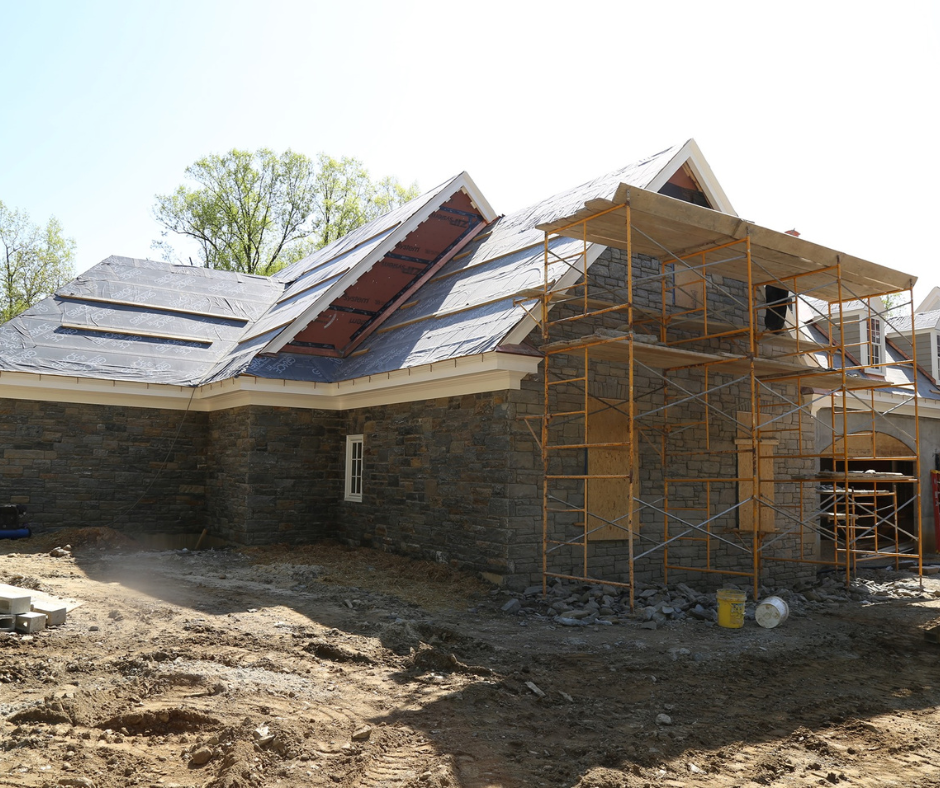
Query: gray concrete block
0,584,31,615
15,611,46,634
31,603,66,627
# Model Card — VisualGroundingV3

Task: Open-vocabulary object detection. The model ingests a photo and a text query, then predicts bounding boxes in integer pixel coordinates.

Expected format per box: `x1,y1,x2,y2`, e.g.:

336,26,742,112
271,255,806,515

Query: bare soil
3,528,940,788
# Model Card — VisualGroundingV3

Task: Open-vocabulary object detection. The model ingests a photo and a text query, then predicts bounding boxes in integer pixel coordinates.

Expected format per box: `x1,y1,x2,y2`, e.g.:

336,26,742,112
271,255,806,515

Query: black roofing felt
0,143,761,389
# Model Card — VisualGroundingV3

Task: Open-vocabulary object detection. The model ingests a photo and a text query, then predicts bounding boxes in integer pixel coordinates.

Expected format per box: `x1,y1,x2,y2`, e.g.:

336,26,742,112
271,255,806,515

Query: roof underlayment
0,141,920,393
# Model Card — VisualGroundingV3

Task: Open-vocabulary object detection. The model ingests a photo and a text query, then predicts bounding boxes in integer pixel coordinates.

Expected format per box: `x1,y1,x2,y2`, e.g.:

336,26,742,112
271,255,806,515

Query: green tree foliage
0,201,76,322
153,150,419,275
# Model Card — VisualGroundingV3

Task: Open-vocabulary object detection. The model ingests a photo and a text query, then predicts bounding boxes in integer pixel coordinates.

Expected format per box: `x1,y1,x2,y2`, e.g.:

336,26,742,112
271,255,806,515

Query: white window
345,435,363,502
866,317,883,367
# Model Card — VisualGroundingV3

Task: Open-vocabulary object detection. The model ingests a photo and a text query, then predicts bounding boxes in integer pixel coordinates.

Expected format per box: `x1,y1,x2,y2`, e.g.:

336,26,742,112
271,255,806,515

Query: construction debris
0,581,69,631
501,565,940,627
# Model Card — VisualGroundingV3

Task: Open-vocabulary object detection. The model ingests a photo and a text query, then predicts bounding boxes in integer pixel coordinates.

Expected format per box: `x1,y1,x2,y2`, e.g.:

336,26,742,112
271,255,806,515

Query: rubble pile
495,563,940,629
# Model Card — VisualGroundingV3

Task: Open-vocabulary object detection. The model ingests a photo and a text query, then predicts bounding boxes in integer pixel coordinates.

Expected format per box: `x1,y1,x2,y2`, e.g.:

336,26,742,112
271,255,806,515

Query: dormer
804,297,886,371
887,308,940,381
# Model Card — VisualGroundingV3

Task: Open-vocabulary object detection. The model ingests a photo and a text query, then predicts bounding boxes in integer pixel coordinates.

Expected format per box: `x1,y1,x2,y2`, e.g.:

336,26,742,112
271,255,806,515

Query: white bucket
755,596,789,629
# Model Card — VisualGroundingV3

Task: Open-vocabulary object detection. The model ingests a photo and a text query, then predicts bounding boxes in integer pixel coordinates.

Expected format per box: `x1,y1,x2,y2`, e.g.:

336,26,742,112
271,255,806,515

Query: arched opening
819,432,917,557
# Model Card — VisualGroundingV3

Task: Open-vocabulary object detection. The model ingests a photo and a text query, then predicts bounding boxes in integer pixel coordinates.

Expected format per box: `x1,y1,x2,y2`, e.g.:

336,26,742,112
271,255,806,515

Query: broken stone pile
499,580,714,628
496,563,940,629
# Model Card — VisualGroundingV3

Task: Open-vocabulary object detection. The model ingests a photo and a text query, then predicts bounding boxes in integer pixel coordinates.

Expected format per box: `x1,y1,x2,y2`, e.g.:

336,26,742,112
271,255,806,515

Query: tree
0,201,76,322
153,149,419,276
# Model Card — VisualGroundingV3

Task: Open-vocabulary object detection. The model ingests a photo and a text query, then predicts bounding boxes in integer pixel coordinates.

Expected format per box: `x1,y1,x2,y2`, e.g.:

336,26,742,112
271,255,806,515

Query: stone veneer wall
0,397,208,533
338,392,531,582
530,246,818,589
207,405,343,544
0,244,822,590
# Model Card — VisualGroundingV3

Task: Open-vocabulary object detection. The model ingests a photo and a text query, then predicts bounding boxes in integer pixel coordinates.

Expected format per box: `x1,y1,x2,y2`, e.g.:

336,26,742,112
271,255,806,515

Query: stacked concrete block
0,583,31,615
31,602,67,627
15,611,46,634
0,583,67,632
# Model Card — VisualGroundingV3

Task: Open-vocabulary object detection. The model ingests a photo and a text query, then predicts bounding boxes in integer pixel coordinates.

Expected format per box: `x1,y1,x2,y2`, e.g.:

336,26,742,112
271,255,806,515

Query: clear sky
1,1,938,301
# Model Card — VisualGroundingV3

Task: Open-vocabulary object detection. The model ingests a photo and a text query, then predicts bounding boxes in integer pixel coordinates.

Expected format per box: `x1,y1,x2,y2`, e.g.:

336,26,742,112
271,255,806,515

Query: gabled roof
258,172,496,356
646,138,735,215
800,318,940,402
244,141,723,384
916,286,940,313
0,139,830,402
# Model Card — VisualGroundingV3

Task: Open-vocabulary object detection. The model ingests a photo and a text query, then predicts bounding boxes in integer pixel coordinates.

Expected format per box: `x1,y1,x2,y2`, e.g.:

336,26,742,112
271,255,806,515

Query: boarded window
736,412,777,533
826,432,914,460
668,263,705,311
586,405,636,540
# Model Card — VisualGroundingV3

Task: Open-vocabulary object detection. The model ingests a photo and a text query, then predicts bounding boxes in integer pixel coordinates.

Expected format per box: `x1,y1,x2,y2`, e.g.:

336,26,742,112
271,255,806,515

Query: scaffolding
528,187,922,607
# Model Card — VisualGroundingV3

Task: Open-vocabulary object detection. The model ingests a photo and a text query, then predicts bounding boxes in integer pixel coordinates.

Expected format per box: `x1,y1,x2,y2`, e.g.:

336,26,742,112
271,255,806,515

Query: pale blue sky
1,1,938,300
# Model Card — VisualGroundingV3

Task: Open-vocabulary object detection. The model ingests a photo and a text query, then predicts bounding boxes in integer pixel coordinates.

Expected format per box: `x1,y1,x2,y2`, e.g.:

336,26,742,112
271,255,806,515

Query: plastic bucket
716,589,746,628
755,596,789,629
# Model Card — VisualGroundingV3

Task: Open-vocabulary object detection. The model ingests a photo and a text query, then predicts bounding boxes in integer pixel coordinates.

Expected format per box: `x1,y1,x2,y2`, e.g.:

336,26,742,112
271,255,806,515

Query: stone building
0,140,924,590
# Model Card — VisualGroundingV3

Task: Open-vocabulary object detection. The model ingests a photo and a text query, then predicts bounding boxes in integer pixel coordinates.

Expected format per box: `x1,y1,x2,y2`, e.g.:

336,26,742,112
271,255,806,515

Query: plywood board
736,412,777,533
671,266,705,310
737,441,777,533
586,405,635,541
536,187,914,301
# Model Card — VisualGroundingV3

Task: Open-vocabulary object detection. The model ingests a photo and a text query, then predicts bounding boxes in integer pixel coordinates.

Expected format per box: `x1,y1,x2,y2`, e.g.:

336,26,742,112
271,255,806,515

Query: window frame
865,316,883,368
344,434,364,502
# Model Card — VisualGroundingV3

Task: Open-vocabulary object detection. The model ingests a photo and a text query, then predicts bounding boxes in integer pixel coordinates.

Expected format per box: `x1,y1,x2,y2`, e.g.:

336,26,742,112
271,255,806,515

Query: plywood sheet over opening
736,412,778,533
586,404,636,541
668,262,705,310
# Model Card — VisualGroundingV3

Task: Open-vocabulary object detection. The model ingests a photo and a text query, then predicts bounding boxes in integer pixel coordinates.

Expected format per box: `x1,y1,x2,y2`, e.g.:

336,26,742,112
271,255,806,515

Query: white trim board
0,351,541,413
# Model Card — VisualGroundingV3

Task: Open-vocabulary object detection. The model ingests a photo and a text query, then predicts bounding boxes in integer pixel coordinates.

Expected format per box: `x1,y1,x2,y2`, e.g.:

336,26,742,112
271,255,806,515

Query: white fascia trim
917,286,940,313
458,171,497,223
645,138,738,217
500,242,608,347
262,172,497,356
0,351,542,412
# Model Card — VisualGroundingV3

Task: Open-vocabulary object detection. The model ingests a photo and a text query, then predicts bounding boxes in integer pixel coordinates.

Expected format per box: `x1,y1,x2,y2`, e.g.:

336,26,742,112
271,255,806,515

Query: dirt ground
3,529,940,788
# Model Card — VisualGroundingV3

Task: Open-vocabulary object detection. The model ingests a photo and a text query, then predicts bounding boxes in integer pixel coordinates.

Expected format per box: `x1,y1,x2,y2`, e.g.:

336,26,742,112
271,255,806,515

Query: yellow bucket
716,588,746,629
